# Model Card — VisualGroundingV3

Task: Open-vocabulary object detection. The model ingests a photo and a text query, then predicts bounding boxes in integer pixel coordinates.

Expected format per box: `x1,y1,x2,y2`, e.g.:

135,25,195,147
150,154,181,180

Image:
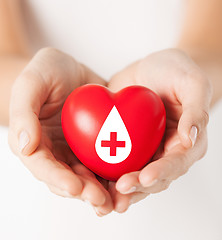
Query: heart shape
61,84,166,181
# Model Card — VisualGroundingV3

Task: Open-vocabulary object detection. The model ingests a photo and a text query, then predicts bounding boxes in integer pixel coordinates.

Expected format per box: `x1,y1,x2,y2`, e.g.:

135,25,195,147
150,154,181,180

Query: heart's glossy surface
62,84,166,181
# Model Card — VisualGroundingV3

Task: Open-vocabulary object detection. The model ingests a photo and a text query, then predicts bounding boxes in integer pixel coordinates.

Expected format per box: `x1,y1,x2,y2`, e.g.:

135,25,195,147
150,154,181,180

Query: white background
0,1,221,239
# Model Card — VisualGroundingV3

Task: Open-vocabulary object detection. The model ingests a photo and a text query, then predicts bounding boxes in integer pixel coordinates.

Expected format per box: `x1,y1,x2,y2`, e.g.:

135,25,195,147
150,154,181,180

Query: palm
8,48,114,216
37,91,111,205
152,92,182,161
107,49,210,213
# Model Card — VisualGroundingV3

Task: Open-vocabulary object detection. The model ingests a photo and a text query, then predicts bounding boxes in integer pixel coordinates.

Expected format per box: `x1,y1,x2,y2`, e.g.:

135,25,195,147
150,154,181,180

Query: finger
109,182,130,213
140,129,207,187
54,144,108,206
69,158,97,180
136,179,171,194
8,70,47,156
70,163,113,213
70,163,105,205
47,184,78,198
129,192,149,205
109,182,149,212
177,72,212,148
50,148,112,210
20,143,83,196
114,191,149,212
115,168,171,195
91,177,113,216
139,145,193,187
115,171,140,194
93,191,114,217
79,179,107,206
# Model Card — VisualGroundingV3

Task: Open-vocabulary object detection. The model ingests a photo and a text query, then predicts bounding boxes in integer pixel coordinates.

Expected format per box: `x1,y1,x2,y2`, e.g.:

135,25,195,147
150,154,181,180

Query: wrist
177,46,221,108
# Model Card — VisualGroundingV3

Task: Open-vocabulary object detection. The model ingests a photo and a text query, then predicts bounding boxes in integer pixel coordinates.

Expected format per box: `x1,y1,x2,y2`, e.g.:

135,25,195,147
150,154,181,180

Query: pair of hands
8,48,212,216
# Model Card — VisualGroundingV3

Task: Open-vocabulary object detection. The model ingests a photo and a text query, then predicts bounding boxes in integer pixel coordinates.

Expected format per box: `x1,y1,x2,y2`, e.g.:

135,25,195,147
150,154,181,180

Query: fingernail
94,207,105,217
84,199,93,207
115,202,128,213
189,126,198,147
129,196,137,205
63,190,74,198
141,178,158,188
121,186,137,194
19,130,30,153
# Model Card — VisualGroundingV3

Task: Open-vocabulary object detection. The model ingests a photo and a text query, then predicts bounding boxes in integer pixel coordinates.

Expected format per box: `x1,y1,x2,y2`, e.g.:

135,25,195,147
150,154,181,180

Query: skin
108,49,211,212
0,0,31,125
1,0,222,216
8,48,113,216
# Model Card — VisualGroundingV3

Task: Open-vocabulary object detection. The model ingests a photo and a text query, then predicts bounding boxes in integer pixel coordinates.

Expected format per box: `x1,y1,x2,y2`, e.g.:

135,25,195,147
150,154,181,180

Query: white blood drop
95,106,132,164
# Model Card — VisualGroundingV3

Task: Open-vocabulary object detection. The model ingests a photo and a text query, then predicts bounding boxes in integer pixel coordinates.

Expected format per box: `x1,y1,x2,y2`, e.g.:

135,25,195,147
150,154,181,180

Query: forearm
177,48,222,108
190,54,222,108
178,51,222,109
179,0,222,54
178,0,222,108
0,0,31,55
0,55,30,125
0,0,32,125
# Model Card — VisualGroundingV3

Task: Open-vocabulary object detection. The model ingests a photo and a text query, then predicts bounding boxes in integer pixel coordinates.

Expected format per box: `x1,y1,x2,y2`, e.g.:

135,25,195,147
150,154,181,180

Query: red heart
61,84,166,181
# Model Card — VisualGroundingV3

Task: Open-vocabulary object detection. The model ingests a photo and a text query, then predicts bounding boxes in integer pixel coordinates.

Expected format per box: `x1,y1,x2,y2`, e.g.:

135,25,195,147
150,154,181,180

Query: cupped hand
108,49,212,213
8,47,113,216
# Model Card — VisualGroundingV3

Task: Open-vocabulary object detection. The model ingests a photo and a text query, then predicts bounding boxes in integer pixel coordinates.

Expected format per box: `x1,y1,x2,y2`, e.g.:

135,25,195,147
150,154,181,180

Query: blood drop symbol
95,106,132,164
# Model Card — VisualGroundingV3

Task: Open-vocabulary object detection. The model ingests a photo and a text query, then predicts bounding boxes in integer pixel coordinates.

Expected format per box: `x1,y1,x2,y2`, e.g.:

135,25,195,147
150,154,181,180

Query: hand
8,47,113,216
108,49,212,213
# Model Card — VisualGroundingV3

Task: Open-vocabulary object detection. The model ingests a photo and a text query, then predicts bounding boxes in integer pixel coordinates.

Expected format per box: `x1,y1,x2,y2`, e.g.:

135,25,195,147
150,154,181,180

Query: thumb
177,75,212,148
178,107,209,148
8,72,47,156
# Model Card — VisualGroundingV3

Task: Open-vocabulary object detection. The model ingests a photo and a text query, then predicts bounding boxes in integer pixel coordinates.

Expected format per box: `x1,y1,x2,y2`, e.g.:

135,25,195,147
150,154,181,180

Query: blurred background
0,1,221,239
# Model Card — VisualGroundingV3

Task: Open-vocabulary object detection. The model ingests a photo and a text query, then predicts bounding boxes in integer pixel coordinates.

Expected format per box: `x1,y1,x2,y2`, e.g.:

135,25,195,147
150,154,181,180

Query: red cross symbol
101,132,126,156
